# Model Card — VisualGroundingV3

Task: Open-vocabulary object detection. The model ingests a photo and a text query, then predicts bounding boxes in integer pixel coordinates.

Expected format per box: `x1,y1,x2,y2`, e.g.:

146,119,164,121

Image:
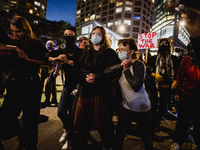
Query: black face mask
64,36,76,54
159,45,170,56
64,36,75,44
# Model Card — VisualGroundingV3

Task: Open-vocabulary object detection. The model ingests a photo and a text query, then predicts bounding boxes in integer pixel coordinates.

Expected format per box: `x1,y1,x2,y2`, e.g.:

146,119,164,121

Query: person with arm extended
115,38,153,150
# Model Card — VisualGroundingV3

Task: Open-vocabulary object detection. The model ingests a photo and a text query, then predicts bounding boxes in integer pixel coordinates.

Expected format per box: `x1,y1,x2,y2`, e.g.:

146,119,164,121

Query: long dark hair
88,26,111,52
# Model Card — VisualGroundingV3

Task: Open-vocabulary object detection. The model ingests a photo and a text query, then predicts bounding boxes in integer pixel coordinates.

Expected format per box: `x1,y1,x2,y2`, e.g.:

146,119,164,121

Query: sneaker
62,140,71,150
59,130,69,143
170,142,180,150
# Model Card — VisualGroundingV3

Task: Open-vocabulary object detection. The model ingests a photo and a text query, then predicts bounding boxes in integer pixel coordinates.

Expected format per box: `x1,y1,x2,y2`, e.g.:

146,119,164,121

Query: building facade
152,0,190,51
76,0,155,39
1,0,47,19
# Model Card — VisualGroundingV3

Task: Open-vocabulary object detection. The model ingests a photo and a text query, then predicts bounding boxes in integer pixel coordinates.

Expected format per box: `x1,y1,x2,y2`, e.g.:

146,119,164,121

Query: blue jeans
57,86,78,136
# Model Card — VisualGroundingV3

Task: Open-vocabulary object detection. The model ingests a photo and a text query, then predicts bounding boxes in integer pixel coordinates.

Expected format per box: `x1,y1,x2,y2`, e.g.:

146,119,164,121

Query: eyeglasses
91,32,102,36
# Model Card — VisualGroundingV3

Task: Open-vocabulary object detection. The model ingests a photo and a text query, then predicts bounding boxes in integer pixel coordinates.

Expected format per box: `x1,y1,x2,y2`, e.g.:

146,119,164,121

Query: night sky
46,0,77,26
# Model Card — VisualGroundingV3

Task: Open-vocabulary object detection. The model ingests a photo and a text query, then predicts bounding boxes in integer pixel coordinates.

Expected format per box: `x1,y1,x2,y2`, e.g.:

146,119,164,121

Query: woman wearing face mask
114,38,153,150
63,26,120,150
49,26,84,150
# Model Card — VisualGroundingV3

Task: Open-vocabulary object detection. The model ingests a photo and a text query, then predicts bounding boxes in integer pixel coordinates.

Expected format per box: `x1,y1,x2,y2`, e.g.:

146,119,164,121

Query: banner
138,32,158,49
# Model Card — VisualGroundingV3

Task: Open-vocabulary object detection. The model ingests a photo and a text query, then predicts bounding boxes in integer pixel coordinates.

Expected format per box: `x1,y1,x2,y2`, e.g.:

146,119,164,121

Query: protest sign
138,32,158,49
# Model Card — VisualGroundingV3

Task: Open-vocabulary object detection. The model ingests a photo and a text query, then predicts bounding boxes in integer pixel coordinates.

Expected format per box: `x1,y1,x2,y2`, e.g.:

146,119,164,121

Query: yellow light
29,9,33,14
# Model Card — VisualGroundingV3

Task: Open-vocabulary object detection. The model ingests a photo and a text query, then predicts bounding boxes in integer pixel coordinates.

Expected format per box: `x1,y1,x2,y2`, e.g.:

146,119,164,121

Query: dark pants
0,76,41,149
174,93,200,147
44,73,57,104
115,107,153,150
57,86,78,139
156,87,171,125
71,96,114,150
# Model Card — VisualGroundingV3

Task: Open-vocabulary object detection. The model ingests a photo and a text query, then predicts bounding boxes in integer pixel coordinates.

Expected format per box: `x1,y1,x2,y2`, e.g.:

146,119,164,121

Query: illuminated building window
76,15,80,19
133,14,141,19
10,1,17,4
36,13,40,16
34,7,37,10
115,20,121,25
116,7,122,13
98,2,102,7
90,14,95,20
41,5,45,10
108,22,113,27
77,10,81,14
116,1,123,6
29,9,33,14
125,7,132,12
34,1,41,7
110,0,115,2
124,20,131,25
85,17,89,22
126,0,133,5
96,14,101,19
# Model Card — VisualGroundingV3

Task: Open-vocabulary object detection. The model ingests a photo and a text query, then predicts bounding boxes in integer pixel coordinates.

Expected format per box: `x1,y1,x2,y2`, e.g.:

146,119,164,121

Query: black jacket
78,48,121,99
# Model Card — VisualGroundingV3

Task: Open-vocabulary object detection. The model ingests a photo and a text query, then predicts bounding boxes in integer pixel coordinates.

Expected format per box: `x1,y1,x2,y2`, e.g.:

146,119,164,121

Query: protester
149,38,179,133
49,26,83,150
115,37,153,150
63,26,120,150
42,40,59,107
78,36,88,49
0,15,50,150
0,15,63,150
169,45,200,150
167,0,200,68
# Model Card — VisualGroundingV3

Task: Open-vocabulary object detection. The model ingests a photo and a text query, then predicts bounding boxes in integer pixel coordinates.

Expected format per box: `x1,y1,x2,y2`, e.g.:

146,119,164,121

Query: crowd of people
0,0,200,150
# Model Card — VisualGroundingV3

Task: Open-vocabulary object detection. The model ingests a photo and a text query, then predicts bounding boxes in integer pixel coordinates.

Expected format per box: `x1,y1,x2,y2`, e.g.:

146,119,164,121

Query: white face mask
90,35,102,45
118,51,128,61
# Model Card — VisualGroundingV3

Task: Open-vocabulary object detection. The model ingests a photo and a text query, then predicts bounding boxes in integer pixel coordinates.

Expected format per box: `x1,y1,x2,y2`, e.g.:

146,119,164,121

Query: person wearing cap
167,0,200,68
49,26,83,150
149,38,179,136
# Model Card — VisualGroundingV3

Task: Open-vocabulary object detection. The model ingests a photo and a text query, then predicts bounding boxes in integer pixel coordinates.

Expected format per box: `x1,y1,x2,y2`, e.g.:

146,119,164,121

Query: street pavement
0,76,195,150
2,105,195,150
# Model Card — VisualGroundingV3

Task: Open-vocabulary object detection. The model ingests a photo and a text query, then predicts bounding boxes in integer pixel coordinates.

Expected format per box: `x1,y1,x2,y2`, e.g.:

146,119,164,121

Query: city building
1,0,47,19
152,0,190,55
76,0,155,40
